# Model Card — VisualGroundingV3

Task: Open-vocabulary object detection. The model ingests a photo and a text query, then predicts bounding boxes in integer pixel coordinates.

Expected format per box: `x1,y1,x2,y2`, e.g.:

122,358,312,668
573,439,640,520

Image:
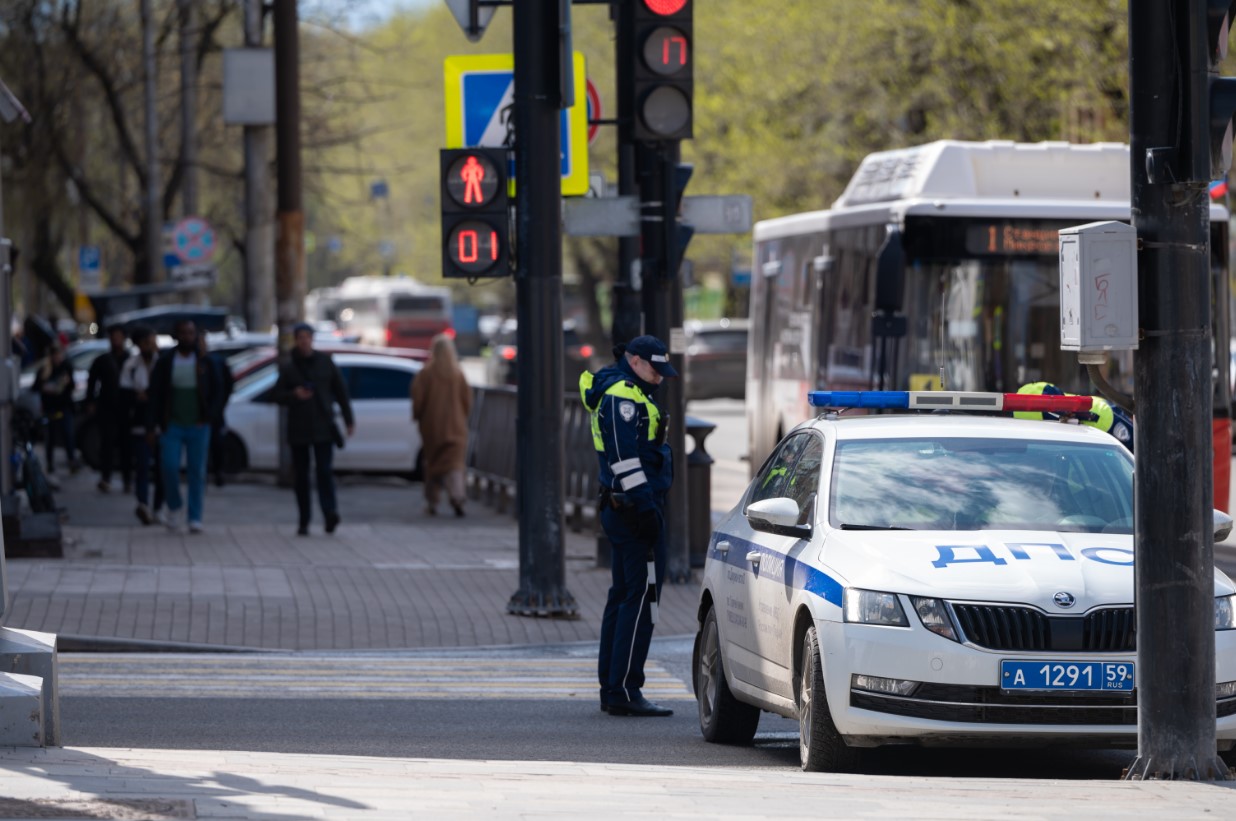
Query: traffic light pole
1124,0,1229,781
639,140,690,583
507,0,577,617
611,0,641,346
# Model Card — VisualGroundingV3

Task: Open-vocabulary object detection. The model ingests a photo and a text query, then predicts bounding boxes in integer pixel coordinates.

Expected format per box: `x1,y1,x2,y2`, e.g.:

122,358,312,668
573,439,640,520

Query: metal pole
140,0,161,286
611,1,641,345
273,0,304,488
1124,0,1229,781
178,0,198,217
507,0,576,618
244,0,275,332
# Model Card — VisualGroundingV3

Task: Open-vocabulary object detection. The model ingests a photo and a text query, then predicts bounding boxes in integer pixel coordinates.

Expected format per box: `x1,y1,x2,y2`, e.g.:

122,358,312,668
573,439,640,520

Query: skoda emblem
1053,591,1076,609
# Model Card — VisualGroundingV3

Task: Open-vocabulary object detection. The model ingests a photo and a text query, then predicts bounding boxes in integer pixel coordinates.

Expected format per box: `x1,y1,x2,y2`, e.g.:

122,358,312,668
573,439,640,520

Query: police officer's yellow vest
1013,381,1114,432
579,371,662,450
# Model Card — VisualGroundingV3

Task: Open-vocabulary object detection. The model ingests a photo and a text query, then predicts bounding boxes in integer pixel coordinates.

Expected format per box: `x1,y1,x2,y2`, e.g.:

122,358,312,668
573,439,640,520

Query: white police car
694,390,1236,771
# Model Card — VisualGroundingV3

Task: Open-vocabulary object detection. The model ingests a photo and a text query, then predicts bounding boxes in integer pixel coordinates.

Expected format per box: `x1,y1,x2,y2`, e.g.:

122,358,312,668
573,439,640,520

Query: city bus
748,140,1232,508
307,275,453,350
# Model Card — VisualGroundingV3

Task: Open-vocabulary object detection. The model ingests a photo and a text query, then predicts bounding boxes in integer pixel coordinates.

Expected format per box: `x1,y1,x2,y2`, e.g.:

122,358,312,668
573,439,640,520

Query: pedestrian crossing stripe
59,654,696,701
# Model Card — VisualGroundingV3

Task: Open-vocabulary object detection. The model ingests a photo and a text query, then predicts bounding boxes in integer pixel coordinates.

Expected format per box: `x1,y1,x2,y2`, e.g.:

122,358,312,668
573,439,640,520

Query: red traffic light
445,152,501,208
643,0,688,16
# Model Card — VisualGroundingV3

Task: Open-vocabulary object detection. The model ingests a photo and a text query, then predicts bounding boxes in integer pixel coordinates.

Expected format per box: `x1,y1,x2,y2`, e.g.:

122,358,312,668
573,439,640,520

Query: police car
694,390,1236,771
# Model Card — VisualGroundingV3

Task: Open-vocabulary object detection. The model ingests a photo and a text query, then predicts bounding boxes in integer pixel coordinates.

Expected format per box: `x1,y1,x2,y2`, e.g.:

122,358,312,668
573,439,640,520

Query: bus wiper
838,523,916,531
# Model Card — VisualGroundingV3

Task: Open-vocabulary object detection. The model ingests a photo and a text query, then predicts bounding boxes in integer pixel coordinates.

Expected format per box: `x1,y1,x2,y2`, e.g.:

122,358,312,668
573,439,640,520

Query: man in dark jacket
579,335,676,718
276,323,354,536
86,323,132,493
147,319,224,534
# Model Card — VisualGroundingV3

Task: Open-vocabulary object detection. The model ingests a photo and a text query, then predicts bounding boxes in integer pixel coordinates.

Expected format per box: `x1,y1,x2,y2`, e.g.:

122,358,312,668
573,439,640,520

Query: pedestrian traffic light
631,0,692,142
1208,2,1236,177
439,147,509,279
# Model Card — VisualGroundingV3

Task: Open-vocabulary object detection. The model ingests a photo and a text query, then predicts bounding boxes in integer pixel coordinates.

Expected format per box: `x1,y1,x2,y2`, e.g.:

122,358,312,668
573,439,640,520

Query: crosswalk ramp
58,654,697,702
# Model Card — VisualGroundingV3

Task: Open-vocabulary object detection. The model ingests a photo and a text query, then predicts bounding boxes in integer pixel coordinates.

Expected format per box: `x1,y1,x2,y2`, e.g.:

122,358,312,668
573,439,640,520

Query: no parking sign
172,217,216,265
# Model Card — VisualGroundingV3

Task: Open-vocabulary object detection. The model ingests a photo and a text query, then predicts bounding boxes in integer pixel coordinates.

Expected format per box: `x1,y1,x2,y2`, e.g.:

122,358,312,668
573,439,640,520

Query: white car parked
224,353,423,476
694,396,1236,771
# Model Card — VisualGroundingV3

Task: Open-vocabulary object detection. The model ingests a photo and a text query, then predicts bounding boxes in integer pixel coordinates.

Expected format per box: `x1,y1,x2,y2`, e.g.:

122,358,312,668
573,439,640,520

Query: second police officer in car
580,335,677,717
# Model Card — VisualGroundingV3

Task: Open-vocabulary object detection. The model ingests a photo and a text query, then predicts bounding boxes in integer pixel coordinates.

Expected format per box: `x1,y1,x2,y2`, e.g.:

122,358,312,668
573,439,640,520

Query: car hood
823,529,1236,612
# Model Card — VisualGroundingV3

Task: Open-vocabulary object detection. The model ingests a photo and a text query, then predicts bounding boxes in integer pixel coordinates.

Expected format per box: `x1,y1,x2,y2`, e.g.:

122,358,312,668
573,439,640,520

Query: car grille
951,604,1136,652
850,686,1236,726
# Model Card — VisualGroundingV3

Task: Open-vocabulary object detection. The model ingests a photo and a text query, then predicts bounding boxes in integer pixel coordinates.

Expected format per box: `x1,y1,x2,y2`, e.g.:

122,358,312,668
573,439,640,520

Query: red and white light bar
807,390,1094,413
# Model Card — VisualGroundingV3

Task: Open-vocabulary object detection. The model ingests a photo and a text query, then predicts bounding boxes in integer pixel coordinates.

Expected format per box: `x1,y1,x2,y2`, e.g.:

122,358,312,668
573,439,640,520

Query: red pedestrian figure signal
445,151,500,209
644,0,688,15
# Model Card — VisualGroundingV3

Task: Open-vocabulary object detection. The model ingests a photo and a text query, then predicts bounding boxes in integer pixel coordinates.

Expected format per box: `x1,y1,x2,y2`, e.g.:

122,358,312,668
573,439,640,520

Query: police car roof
802,413,1122,445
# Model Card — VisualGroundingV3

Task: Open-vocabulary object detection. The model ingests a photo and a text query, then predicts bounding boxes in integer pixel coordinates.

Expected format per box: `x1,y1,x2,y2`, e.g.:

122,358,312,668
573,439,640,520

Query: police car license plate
1000,660,1135,692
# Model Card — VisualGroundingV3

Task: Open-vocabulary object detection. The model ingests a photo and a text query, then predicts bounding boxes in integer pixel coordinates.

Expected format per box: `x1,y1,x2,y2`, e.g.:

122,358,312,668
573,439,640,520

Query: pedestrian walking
147,320,224,534
33,343,79,475
410,333,473,517
120,325,162,525
275,323,354,536
86,323,132,493
579,335,677,717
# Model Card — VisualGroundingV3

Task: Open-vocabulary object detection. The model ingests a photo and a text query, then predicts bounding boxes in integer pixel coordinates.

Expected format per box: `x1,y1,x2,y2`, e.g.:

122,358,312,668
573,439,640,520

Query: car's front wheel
696,606,760,744
797,625,859,772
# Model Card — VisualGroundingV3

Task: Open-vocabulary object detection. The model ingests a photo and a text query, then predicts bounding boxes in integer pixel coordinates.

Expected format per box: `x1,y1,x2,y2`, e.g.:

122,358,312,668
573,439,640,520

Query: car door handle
716,540,730,556
746,550,761,565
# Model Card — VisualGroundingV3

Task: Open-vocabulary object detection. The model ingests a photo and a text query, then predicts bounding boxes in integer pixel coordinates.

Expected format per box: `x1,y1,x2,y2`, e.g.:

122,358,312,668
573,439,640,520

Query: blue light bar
808,391,909,409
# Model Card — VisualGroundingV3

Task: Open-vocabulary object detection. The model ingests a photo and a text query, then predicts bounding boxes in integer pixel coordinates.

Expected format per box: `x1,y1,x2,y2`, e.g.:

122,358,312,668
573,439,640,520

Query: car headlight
843,588,908,627
1217,594,1236,631
910,596,959,642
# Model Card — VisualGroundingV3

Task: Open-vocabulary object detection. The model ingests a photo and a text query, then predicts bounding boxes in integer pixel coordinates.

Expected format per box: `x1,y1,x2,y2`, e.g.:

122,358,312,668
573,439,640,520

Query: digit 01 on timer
440,147,509,278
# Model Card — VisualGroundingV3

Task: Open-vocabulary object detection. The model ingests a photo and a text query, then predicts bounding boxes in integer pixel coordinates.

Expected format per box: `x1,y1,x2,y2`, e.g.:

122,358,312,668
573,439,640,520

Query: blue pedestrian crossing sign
443,52,590,197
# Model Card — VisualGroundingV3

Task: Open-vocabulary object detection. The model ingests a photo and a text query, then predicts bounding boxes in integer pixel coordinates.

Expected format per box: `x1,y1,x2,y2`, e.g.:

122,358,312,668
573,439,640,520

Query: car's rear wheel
696,606,760,744
797,625,859,772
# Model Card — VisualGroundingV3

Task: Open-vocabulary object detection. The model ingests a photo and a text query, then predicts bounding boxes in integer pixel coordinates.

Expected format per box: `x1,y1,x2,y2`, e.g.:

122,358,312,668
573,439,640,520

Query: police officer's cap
626,335,678,377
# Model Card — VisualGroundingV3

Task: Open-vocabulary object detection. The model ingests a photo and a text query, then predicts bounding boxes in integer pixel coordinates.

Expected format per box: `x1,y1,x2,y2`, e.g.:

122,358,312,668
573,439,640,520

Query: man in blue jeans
147,320,224,534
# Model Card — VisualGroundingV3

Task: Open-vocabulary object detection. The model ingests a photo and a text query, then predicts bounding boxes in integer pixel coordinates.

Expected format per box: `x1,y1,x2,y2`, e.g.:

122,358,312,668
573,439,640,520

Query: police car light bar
807,390,1094,414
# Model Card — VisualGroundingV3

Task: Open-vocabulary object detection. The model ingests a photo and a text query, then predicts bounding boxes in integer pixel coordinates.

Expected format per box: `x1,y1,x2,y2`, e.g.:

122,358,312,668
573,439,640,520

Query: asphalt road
59,638,1138,779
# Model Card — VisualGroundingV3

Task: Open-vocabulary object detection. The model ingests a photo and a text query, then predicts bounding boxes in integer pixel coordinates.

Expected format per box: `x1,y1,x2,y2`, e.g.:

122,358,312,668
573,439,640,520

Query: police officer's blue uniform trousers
598,497,667,704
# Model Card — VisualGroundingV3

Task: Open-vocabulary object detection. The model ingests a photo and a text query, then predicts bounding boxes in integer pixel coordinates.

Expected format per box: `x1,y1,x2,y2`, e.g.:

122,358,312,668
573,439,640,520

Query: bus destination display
965,223,1061,256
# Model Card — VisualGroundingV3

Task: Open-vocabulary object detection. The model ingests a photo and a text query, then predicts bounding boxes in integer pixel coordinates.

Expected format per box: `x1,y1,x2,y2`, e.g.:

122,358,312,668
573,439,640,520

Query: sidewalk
0,470,701,650
0,746,1233,819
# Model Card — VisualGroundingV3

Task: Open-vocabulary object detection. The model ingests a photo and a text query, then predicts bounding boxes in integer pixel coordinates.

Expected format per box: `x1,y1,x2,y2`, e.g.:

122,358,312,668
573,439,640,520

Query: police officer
580,335,676,717
1014,381,1135,451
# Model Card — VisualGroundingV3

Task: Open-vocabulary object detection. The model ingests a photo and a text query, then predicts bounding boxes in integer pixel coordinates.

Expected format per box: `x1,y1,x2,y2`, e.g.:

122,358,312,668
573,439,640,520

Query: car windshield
829,437,1134,533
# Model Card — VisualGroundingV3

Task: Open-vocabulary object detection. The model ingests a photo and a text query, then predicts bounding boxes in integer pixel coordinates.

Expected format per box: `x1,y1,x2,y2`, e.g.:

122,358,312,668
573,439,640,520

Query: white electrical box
1059,220,1138,359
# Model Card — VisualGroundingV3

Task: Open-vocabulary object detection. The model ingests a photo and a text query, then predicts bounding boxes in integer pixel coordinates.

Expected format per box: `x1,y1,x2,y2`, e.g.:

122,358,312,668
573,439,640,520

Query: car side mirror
1216,509,1233,542
746,497,812,539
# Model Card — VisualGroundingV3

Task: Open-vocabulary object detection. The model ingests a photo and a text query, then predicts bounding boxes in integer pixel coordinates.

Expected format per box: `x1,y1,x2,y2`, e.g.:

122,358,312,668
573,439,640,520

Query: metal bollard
686,415,716,568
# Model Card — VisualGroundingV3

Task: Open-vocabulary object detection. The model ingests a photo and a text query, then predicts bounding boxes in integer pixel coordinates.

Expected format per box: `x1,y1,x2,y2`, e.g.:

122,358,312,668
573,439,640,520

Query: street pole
178,0,198,217
611,1,641,346
637,141,689,583
244,0,275,333
1124,0,1229,781
140,0,161,287
273,0,304,488
507,0,577,618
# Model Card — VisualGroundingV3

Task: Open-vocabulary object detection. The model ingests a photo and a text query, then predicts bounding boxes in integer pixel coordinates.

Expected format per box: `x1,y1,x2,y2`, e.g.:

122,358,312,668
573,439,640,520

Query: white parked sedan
694,393,1236,771
223,353,423,476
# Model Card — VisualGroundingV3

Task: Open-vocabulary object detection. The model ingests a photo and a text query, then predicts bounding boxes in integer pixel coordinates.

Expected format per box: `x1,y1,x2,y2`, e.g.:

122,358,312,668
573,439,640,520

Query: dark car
485,320,601,386
684,318,748,401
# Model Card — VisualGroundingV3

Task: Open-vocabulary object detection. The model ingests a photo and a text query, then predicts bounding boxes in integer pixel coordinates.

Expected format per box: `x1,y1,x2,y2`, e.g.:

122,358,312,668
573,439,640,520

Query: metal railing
465,386,597,529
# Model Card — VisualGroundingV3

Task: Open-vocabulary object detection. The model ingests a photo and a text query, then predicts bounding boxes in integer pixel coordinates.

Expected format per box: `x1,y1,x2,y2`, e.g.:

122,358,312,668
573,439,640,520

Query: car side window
750,433,810,506
348,366,412,400
784,435,823,523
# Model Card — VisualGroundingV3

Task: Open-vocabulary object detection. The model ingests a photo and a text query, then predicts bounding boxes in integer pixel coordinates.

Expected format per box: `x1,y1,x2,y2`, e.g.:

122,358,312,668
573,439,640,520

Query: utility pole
1123,0,1229,781
178,0,198,217
244,0,275,332
140,0,161,287
610,1,641,346
273,0,304,487
507,0,577,618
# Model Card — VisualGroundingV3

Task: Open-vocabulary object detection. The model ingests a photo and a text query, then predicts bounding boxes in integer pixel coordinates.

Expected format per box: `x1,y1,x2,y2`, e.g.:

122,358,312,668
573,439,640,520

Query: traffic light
632,0,693,142
1207,1,1236,177
439,147,509,279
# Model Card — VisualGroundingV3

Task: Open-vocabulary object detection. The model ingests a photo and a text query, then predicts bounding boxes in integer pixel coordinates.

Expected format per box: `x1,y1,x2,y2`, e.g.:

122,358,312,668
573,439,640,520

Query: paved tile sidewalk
0,746,1233,820
0,472,701,650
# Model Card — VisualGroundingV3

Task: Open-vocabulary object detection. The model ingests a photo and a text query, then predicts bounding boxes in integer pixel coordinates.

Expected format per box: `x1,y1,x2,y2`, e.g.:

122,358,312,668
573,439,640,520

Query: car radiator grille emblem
1053,591,1076,609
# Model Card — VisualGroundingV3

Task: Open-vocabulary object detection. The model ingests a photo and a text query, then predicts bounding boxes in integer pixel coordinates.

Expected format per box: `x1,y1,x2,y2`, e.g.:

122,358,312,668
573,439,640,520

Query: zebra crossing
58,653,697,701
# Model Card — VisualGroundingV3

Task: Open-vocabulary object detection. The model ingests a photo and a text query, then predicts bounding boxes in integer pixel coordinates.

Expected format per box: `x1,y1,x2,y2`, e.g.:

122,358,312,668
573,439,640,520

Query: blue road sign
78,246,100,274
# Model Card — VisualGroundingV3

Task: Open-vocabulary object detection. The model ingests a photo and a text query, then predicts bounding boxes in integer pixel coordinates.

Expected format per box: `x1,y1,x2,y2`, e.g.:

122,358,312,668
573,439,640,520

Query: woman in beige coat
411,334,473,516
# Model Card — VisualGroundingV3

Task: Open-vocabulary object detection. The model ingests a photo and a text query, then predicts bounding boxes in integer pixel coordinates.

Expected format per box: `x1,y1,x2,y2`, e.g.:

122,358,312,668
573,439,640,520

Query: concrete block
0,672,44,746
0,627,59,746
